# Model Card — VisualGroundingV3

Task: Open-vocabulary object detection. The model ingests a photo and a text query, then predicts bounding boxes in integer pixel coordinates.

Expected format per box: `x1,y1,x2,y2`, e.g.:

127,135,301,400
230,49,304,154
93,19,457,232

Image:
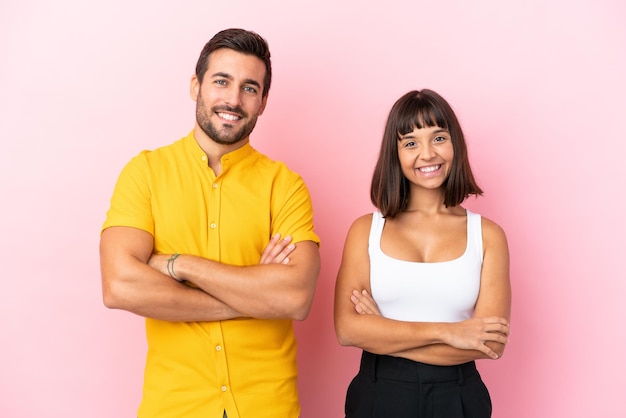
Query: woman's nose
420,143,435,159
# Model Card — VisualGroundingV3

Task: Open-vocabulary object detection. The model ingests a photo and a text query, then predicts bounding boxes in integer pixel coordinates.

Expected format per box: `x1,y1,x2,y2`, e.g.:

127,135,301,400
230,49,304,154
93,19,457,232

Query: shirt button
210,223,216,229
212,183,218,188
216,345,222,351
201,156,207,161
221,386,227,392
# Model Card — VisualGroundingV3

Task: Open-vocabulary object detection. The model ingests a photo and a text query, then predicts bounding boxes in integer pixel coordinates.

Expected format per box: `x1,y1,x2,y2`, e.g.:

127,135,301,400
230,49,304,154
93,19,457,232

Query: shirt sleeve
270,170,320,247
101,151,155,236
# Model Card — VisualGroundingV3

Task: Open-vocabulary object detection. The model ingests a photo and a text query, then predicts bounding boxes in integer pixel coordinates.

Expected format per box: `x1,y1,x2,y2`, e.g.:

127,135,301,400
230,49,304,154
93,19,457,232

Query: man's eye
243,86,257,93
215,79,227,85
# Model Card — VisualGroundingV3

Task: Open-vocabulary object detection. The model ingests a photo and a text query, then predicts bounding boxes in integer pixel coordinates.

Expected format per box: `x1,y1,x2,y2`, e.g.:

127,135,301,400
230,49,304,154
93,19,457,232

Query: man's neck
193,126,249,176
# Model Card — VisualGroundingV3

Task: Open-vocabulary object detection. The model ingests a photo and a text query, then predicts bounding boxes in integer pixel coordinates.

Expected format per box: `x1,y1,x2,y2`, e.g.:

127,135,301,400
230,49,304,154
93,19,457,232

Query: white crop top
369,210,483,323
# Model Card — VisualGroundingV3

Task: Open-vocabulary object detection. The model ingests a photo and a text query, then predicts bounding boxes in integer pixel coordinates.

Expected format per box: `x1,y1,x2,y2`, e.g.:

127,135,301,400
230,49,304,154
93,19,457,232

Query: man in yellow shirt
99,28,321,418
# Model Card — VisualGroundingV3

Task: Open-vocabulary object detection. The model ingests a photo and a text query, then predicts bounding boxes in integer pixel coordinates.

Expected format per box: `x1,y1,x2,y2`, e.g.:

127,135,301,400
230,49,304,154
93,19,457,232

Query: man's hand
259,234,295,265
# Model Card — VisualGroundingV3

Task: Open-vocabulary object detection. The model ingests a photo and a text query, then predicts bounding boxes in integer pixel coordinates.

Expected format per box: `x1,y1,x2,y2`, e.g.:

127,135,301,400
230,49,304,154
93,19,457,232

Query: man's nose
223,87,242,108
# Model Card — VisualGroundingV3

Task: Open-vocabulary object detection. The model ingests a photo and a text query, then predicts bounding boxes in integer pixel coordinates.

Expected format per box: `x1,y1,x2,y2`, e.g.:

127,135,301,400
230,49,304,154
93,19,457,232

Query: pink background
2,0,625,417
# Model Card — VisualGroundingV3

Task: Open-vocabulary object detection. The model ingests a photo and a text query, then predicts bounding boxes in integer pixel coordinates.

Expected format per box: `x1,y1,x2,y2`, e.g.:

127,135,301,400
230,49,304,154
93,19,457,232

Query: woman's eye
434,136,447,143
404,141,415,148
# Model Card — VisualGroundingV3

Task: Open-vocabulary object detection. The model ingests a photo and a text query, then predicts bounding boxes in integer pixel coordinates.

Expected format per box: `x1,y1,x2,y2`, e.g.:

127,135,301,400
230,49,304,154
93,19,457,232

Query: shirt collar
183,130,255,171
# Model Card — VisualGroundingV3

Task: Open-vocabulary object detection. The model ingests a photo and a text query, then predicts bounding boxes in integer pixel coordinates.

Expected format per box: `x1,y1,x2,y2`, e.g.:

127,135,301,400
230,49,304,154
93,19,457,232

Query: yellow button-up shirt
103,131,319,417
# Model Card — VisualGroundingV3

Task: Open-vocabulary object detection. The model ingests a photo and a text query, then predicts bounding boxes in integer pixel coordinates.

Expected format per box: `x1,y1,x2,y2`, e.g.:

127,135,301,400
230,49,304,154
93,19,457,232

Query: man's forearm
104,261,246,321
101,226,246,322
165,241,320,320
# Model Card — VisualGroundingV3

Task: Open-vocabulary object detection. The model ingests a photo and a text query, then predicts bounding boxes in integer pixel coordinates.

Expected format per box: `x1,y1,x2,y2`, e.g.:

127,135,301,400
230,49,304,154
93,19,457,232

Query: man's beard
196,92,258,145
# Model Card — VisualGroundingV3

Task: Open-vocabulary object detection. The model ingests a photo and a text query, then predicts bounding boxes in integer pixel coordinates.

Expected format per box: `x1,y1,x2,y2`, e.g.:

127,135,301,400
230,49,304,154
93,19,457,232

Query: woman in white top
334,89,511,418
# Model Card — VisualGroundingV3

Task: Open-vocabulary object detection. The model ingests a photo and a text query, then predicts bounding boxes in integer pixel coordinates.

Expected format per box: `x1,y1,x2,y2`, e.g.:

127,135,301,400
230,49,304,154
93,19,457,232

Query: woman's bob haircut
370,89,483,217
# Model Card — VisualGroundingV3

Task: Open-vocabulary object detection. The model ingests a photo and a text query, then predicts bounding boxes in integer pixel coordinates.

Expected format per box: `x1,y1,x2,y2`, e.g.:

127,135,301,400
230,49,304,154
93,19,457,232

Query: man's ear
258,94,269,116
190,75,200,101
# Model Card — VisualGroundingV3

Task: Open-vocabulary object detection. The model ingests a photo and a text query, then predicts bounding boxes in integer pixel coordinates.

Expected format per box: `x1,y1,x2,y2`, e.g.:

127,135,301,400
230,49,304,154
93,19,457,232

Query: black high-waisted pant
345,351,492,418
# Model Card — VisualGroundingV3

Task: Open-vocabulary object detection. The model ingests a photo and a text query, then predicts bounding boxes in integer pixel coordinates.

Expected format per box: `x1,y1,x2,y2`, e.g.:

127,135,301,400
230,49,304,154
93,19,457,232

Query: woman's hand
351,289,381,315
445,317,510,359
351,288,509,360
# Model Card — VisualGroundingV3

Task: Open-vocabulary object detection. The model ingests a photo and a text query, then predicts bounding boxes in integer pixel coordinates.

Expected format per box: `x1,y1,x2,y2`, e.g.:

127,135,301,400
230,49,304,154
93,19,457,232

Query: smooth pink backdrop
2,0,625,417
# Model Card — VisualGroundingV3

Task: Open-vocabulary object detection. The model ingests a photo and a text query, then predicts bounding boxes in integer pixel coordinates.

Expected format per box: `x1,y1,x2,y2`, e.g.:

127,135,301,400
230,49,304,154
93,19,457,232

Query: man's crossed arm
100,226,320,322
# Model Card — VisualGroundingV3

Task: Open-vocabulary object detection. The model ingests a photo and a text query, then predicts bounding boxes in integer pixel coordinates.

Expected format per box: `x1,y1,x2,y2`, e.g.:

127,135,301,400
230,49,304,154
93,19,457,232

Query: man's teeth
419,165,440,173
219,113,240,121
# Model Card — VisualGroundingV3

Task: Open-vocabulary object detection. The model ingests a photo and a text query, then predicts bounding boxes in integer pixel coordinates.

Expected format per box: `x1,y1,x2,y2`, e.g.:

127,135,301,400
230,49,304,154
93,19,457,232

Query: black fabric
345,351,492,418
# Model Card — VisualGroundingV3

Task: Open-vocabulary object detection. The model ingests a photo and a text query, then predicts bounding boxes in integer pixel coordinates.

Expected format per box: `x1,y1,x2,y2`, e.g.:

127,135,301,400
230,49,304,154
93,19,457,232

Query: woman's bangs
396,100,449,137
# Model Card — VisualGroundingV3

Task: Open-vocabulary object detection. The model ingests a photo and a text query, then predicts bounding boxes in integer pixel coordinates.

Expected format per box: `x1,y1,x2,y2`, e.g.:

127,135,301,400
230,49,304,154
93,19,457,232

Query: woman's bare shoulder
479,214,508,246
352,213,374,227
344,213,375,242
